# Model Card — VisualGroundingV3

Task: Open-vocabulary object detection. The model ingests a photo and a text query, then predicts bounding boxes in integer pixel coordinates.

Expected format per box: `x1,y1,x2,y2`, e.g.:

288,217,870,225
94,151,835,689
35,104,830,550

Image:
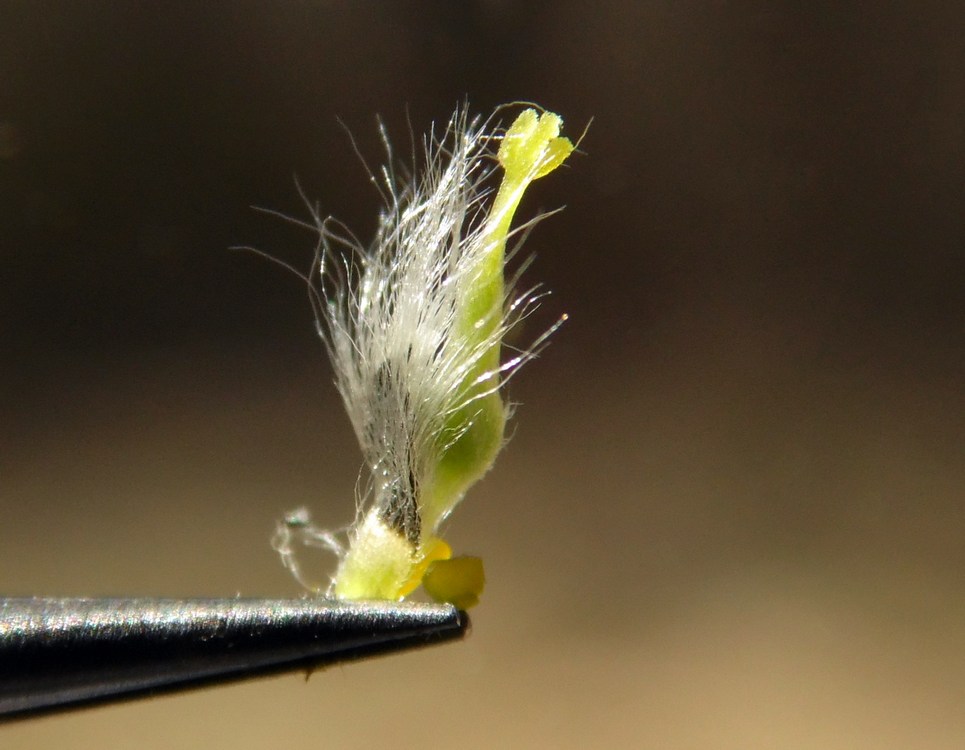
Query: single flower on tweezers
275,106,574,608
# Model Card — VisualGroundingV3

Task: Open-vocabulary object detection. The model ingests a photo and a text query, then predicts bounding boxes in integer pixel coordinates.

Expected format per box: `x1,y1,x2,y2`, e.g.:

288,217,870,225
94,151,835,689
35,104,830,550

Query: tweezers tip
0,597,471,720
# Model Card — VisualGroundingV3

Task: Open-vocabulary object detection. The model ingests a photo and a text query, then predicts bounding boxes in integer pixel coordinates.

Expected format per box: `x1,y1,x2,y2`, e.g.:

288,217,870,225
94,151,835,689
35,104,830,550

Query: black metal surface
0,597,467,720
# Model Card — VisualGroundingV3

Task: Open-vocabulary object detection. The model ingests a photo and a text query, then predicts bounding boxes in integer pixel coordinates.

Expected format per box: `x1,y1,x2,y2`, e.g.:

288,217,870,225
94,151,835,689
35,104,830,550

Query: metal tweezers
0,597,468,721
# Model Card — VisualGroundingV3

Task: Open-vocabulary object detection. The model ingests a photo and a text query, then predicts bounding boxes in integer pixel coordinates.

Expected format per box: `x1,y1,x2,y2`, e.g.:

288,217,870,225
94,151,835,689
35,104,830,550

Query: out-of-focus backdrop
2,2,963,747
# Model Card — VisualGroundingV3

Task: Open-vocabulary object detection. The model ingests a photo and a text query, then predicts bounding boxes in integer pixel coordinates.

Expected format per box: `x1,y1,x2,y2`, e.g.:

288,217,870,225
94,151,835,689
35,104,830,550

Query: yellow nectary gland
422,555,485,610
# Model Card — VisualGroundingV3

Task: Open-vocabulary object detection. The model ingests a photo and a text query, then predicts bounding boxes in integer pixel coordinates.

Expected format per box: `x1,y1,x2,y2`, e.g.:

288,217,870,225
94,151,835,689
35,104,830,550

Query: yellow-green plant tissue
272,105,575,609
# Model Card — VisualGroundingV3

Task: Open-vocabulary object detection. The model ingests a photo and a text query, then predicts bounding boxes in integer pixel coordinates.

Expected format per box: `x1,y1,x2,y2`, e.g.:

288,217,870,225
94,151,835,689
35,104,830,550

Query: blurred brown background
2,2,963,747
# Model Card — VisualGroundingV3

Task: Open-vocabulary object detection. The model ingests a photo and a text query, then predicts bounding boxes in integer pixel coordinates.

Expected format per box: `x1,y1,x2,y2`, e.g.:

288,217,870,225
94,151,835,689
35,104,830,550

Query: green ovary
422,109,574,532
